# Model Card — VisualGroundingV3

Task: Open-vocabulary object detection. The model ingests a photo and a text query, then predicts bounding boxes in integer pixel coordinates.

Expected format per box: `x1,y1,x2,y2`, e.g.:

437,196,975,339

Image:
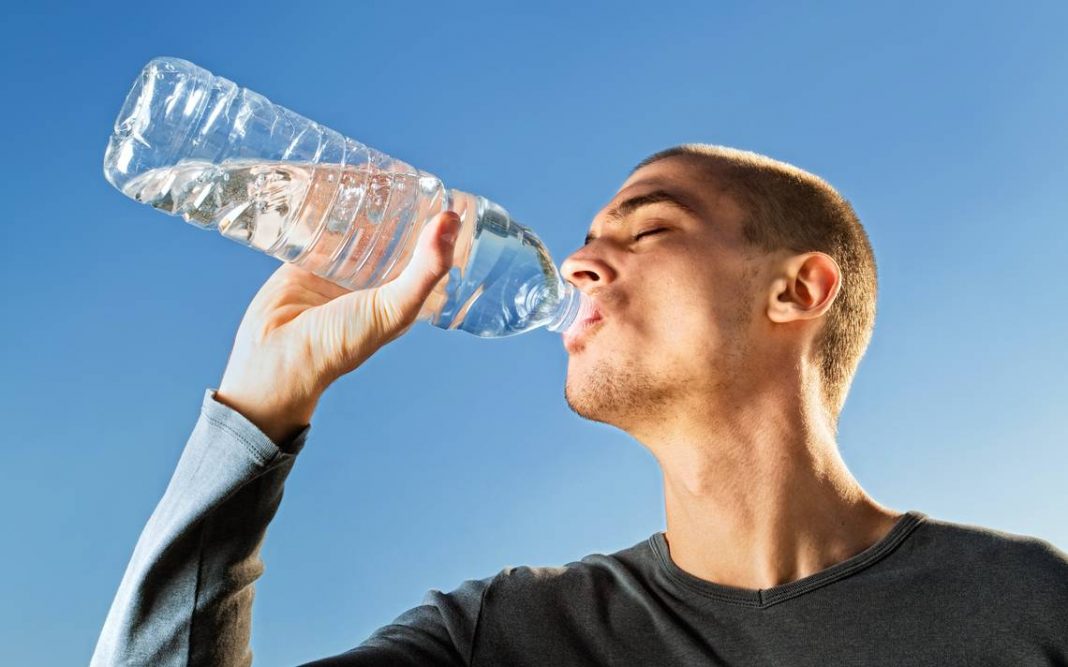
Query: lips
562,311,604,351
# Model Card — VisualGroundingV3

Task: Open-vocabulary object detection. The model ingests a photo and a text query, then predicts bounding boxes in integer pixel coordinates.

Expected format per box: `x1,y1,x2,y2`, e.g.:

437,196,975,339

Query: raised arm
91,212,463,665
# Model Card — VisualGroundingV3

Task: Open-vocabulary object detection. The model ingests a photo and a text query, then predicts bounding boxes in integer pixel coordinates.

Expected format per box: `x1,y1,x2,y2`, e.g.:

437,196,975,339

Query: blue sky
2,2,1066,664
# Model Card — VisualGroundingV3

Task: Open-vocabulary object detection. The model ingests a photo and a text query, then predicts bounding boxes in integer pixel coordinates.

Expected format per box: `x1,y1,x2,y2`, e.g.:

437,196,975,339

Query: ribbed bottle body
104,57,584,337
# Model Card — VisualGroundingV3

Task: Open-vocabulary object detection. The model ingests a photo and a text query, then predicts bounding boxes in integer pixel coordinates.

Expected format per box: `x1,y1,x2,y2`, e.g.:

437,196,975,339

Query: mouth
562,313,604,352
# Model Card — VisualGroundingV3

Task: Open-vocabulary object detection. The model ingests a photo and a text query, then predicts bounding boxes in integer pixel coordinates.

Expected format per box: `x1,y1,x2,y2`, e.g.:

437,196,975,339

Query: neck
644,371,901,591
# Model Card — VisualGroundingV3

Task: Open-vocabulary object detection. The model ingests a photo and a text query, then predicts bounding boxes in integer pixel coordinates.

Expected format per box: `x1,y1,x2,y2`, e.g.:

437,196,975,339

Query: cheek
626,255,738,351
648,294,718,350
654,278,743,353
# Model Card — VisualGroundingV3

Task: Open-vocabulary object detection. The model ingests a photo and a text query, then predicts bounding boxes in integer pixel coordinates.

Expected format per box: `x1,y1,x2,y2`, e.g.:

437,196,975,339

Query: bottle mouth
546,282,585,333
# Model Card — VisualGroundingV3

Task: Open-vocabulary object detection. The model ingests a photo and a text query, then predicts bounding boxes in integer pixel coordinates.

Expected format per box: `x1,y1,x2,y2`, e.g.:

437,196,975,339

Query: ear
766,252,841,324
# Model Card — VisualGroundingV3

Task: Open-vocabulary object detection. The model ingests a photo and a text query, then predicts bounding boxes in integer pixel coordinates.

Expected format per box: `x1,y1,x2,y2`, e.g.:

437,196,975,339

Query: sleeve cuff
201,387,311,460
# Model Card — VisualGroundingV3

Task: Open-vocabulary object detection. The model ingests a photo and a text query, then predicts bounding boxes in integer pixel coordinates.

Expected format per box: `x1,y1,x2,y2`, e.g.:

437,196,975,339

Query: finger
373,211,460,329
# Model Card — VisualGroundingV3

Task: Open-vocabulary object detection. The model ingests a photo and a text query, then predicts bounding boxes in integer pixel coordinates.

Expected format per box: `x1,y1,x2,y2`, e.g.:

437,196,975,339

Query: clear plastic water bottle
102,56,587,337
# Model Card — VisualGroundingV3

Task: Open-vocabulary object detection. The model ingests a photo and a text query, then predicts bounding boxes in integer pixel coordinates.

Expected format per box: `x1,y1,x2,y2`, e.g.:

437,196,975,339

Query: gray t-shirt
91,388,1068,666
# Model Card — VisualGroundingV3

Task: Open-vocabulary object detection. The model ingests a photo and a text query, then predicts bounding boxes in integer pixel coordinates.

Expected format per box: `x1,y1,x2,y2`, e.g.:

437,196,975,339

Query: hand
214,210,461,446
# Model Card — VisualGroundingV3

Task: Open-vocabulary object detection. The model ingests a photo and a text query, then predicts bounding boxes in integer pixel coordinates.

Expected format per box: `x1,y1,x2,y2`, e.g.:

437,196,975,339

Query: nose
560,245,617,291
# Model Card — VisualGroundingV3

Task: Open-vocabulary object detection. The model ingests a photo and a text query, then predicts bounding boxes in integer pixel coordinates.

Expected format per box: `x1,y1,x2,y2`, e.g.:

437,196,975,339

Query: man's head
560,144,877,437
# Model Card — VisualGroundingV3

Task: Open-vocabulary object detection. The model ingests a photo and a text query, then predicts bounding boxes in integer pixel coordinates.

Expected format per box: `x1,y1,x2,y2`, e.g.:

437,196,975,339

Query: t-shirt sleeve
90,387,310,667
297,574,497,666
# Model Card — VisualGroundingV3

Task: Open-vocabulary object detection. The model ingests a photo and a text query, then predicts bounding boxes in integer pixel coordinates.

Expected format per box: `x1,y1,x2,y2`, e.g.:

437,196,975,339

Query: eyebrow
584,189,700,245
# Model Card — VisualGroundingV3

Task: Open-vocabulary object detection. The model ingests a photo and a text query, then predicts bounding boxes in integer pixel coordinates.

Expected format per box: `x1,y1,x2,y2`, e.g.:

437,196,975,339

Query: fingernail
442,215,460,245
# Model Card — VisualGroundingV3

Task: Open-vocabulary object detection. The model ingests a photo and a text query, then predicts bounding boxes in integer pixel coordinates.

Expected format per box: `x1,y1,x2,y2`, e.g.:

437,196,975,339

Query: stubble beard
563,293,754,433
563,348,679,431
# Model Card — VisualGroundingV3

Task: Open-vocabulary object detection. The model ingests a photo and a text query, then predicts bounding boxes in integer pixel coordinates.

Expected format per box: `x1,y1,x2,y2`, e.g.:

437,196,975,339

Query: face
560,156,762,433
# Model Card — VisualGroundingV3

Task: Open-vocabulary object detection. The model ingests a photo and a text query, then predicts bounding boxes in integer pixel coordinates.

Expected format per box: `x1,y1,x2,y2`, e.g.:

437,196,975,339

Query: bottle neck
545,281,584,333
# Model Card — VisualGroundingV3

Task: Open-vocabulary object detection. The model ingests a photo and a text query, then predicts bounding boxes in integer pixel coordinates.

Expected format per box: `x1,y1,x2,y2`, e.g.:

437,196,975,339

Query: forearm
91,388,308,667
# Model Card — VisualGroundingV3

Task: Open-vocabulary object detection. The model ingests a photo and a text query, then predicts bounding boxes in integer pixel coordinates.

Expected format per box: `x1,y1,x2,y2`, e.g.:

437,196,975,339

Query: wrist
212,388,315,449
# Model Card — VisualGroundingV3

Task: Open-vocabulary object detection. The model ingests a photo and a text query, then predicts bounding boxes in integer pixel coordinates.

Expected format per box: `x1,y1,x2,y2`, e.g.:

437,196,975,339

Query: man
91,145,1068,666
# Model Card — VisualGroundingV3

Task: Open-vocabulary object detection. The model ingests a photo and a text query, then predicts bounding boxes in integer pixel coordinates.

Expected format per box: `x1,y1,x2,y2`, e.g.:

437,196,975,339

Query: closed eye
582,227,668,246
633,228,667,241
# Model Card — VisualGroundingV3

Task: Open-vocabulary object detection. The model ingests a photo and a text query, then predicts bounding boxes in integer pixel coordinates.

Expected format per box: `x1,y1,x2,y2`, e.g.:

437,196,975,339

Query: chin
562,360,616,424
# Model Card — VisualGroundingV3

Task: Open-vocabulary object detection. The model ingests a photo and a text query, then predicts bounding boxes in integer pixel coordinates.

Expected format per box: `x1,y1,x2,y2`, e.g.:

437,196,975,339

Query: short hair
631,144,878,426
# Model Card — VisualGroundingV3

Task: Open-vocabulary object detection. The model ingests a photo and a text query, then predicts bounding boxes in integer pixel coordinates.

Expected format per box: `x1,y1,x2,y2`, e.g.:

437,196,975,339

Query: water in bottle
103,57,587,338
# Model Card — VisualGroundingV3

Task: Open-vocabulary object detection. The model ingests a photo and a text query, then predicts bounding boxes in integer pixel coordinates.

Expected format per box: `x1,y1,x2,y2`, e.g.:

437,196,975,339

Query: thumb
374,210,460,330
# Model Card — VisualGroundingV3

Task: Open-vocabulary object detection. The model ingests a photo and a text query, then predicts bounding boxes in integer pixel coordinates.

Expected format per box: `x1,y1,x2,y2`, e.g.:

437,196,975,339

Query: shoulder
487,536,656,601
407,536,655,622
917,515,1066,561
912,515,1068,595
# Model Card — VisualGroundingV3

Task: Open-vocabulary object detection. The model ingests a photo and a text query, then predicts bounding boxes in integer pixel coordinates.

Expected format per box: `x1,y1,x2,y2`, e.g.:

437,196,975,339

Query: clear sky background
2,2,1066,664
